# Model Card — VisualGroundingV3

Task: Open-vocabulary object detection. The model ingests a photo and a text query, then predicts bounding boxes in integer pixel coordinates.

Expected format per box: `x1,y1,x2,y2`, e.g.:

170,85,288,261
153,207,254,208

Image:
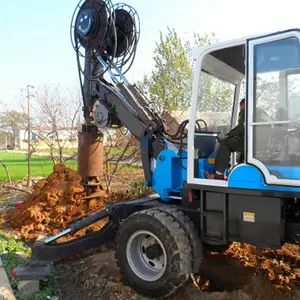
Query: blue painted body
151,149,187,202
228,164,300,192
151,149,216,201
197,154,216,179
267,166,300,180
150,149,300,202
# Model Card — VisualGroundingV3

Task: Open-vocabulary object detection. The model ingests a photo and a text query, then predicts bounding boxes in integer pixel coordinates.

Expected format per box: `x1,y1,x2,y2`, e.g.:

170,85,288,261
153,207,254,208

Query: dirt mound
0,164,123,241
191,243,300,299
1,164,300,298
222,243,300,294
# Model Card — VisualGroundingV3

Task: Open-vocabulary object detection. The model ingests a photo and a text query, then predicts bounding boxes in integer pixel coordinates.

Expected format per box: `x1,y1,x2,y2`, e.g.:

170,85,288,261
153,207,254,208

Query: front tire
115,207,193,298
155,206,202,273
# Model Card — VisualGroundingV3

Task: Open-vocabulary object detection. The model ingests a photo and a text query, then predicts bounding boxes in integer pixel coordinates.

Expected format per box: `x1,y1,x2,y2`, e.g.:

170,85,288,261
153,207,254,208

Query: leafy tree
185,32,218,60
188,33,235,114
0,110,27,148
149,27,193,111
255,74,280,118
194,32,218,47
140,28,234,117
197,73,235,113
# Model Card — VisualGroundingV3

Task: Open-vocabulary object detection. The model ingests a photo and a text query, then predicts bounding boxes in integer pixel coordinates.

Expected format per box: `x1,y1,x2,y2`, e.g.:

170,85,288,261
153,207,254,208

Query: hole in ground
197,251,254,292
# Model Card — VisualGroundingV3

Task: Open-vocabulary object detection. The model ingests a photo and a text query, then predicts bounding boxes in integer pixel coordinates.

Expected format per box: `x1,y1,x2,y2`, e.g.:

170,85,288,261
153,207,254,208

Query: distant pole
27,85,34,187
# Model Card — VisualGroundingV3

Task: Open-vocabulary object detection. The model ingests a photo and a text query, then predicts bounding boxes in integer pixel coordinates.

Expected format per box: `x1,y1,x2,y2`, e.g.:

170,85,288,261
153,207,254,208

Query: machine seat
194,131,218,158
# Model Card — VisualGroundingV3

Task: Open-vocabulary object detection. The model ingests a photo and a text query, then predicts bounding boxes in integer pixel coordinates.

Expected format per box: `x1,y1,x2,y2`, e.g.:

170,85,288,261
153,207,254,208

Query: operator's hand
217,132,227,142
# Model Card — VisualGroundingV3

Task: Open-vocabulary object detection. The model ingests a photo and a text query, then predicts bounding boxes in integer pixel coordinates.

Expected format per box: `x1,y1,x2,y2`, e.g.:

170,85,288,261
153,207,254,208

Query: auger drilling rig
13,1,300,298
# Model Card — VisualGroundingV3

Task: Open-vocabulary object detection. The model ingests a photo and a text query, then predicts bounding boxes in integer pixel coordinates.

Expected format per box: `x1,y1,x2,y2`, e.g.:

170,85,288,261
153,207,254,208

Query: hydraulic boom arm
72,0,179,187
11,0,200,282
89,67,169,185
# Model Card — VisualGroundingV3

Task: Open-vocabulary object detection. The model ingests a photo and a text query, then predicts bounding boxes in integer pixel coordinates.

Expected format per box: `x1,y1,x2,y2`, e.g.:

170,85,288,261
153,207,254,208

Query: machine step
202,210,223,217
202,237,226,245
13,263,51,280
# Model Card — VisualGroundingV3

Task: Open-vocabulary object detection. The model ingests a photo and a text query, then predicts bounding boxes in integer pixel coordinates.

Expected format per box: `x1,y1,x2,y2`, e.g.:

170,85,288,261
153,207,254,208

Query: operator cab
188,29,300,189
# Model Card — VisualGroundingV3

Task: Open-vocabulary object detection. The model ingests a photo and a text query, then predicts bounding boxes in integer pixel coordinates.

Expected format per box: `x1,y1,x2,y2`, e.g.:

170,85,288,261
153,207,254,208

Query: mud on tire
155,206,203,273
115,207,194,299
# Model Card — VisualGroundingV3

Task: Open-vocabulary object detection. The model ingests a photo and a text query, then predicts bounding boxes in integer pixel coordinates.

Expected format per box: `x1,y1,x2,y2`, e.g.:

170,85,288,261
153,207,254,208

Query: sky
1,0,300,110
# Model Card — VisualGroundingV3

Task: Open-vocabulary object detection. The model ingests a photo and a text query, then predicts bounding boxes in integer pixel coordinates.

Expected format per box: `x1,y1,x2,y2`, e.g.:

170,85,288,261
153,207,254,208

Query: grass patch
0,233,59,300
0,234,31,254
106,147,134,157
2,253,24,293
116,165,141,172
33,146,133,157
130,180,153,196
0,152,77,182
0,151,141,182
0,234,31,294
35,148,76,155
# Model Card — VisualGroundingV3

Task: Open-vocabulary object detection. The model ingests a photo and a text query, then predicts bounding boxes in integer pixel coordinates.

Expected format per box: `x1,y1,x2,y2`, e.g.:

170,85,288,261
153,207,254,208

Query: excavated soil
1,164,300,298
196,243,300,298
224,243,300,293
0,164,138,242
55,244,300,300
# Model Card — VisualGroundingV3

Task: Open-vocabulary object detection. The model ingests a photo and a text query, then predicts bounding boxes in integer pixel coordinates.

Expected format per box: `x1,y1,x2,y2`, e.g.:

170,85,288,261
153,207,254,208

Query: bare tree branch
103,131,140,192
32,83,82,165
104,173,134,188
0,160,12,185
1,184,31,194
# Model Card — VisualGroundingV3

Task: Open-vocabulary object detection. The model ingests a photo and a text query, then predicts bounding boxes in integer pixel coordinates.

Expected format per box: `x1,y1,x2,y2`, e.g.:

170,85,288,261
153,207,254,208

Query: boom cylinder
78,124,104,186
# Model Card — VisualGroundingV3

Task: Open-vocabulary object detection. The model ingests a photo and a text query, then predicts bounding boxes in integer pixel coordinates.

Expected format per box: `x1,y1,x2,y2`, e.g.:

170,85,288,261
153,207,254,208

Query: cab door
247,29,300,187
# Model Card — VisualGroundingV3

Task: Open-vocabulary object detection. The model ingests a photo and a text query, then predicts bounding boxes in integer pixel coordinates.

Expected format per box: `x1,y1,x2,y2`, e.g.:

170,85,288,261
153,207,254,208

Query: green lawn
36,148,77,155
36,147,133,157
0,152,77,182
0,151,141,182
0,233,59,299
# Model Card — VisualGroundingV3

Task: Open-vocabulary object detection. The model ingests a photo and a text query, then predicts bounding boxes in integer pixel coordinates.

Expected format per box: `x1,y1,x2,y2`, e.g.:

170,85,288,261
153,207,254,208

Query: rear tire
115,207,194,298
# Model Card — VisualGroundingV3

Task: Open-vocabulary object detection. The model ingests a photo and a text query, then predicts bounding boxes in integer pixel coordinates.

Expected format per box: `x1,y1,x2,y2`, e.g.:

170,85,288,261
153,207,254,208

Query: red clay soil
1,164,300,296
195,242,300,297
224,243,300,293
0,164,135,242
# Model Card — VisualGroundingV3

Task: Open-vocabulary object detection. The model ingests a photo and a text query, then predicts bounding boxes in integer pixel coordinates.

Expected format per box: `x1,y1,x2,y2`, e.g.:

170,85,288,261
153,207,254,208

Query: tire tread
115,207,195,298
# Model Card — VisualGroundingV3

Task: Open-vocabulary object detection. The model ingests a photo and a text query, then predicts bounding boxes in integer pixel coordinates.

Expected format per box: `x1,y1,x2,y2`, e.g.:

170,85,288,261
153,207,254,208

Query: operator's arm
227,109,244,138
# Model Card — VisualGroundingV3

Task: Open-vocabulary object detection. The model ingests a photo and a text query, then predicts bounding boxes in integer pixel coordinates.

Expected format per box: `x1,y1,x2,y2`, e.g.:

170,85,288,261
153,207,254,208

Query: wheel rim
126,230,167,282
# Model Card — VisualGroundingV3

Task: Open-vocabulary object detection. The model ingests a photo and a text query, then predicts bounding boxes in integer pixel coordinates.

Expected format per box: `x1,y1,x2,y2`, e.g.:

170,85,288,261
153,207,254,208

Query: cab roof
192,28,300,76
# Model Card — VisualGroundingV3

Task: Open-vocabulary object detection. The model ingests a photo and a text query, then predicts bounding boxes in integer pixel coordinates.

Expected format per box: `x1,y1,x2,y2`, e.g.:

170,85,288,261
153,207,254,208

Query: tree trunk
27,150,32,187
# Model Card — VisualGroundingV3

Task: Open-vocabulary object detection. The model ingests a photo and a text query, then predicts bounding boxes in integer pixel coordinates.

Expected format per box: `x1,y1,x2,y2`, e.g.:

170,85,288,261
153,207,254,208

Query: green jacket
227,108,244,138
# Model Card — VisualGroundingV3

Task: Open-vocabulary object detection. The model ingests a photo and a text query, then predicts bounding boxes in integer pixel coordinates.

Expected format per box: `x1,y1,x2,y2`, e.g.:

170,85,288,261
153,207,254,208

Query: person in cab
205,98,245,180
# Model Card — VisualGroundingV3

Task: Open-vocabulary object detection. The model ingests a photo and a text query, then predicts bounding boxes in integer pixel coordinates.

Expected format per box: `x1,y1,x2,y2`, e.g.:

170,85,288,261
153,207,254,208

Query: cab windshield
252,36,300,176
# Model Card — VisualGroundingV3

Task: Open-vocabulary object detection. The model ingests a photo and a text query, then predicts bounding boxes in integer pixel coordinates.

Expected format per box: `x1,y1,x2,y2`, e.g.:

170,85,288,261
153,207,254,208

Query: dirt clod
1,164,300,299
224,243,300,293
0,164,111,241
